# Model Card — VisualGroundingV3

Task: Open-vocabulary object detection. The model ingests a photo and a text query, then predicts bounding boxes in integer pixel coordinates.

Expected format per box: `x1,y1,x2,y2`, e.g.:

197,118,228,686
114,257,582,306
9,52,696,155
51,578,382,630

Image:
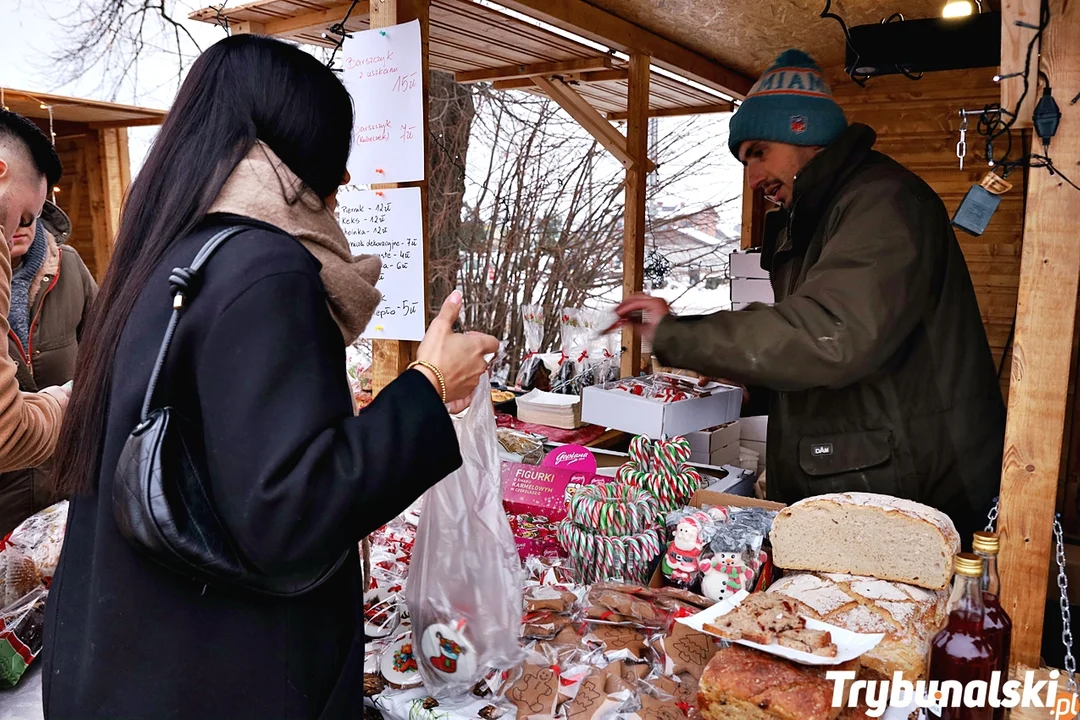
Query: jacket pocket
798,430,900,495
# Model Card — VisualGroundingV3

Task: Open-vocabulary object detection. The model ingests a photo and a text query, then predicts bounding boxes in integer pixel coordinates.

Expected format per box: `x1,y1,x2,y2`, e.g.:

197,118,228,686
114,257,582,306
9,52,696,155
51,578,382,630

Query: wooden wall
828,67,1025,402
39,122,129,282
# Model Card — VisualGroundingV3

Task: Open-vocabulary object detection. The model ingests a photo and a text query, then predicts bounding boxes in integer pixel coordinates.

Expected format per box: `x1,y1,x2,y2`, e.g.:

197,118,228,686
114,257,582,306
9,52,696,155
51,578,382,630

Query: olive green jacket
654,123,1005,543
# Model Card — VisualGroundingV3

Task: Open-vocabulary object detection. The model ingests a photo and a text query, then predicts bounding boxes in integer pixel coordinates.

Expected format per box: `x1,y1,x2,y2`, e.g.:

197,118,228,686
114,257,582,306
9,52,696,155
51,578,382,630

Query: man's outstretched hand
608,294,672,344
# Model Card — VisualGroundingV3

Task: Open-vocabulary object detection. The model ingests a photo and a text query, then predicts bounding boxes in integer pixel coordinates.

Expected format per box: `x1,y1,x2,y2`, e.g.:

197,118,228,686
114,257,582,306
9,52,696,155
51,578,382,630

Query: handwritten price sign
342,20,424,184
337,186,426,342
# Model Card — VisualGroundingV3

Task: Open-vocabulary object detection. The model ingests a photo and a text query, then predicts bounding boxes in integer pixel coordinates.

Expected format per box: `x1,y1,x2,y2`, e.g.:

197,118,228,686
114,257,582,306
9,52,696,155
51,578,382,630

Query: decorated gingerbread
661,510,723,588
698,555,744,601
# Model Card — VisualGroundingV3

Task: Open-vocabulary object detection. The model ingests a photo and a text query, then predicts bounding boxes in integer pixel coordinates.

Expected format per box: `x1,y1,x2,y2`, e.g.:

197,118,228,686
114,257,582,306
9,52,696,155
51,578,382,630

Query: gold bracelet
408,361,447,403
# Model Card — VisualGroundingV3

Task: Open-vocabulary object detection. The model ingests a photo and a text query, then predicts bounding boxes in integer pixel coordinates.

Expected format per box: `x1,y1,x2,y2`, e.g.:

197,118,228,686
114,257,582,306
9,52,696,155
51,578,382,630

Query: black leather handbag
112,226,349,596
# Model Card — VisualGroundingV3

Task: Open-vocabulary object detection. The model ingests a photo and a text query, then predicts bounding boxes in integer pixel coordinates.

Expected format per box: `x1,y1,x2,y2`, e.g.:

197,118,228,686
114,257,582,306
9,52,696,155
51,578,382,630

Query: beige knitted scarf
209,142,381,343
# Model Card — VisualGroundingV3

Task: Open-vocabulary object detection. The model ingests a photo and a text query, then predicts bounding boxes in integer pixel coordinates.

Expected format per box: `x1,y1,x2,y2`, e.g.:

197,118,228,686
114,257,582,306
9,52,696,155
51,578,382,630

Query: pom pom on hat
728,49,848,158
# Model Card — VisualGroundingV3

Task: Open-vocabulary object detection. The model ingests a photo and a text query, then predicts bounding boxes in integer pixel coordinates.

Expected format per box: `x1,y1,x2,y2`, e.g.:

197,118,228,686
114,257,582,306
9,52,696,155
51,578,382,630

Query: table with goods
363,314,1030,720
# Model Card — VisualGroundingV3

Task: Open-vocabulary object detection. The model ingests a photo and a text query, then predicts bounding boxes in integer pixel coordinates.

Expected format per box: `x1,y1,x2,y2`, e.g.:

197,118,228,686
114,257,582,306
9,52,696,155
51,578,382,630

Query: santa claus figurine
661,510,723,588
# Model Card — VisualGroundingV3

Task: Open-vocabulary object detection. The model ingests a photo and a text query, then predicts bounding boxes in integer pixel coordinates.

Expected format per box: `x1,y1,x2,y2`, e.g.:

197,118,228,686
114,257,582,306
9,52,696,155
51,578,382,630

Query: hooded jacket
653,123,1006,544
0,203,97,536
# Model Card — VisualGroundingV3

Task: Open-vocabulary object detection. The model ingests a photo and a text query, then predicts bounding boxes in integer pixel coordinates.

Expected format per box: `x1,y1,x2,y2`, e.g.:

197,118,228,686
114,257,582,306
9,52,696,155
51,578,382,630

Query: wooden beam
88,117,166,129
998,0,1080,668
569,70,628,83
493,0,751,99
493,69,627,90
1001,0,1041,129
739,170,767,251
533,76,655,173
370,0,430,396
264,2,369,36
606,102,732,121
621,53,649,379
84,130,111,279
456,56,612,84
232,19,266,34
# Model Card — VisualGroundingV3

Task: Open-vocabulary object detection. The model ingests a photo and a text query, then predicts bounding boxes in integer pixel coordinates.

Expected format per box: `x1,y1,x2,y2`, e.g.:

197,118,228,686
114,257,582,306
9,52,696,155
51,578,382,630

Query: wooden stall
0,88,165,280
193,0,1080,670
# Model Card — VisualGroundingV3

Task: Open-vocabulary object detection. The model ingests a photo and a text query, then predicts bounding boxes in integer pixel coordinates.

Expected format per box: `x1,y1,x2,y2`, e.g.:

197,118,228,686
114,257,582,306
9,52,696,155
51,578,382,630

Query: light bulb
943,0,973,17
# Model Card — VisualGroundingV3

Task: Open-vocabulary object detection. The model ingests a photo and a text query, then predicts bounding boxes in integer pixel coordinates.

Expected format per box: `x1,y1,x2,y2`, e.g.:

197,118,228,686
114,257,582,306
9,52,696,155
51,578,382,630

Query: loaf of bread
769,493,960,590
767,572,949,681
698,645,858,720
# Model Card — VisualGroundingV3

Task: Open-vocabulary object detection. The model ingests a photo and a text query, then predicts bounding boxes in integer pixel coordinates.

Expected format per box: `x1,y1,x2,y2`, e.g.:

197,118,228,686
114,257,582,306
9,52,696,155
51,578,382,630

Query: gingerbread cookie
637,695,685,720
506,664,559,718
586,625,647,659
660,622,717,680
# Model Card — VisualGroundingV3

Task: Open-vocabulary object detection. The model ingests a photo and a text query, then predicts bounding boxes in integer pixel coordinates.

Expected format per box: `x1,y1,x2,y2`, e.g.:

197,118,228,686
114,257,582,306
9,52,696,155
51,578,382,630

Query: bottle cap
954,553,984,577
973,531,1000,555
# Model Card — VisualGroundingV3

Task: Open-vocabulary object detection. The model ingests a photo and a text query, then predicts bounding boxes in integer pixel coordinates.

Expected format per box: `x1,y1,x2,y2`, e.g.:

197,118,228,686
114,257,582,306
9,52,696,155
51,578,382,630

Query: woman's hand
417,291,499,406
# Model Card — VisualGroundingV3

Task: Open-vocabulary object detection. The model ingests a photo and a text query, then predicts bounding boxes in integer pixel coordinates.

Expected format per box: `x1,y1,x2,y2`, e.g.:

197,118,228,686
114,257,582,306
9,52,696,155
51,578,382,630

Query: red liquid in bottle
929,564,999,720
975,532,1013,720
982,593,1012,673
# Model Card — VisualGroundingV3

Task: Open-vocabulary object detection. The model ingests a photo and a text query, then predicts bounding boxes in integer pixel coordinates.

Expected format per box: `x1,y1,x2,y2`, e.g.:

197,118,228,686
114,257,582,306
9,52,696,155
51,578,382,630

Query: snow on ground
592,278,731,317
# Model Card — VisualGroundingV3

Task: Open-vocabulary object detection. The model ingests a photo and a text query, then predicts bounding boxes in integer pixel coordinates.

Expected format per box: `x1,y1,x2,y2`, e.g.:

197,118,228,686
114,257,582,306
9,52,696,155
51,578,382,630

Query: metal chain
987,500,1076,692
986,496,999,532
957,114,968,170
1055,515,1078,693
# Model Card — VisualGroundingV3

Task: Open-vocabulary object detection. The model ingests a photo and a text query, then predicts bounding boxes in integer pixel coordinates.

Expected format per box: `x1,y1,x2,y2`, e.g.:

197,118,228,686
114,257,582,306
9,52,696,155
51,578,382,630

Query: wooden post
1001,0,1041,130
739,170,766,251
371,0,430,395
84,129,112,279
997,0,1080,668
620,53,649,378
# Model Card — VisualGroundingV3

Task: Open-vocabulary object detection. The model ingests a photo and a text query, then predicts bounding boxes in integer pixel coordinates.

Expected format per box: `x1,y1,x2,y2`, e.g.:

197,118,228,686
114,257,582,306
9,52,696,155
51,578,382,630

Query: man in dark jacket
615,49,1005,545
0,201,97,535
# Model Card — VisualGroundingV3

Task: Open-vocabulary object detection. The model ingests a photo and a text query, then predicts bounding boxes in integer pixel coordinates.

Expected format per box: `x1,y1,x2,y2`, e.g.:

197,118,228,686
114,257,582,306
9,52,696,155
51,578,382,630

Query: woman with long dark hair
42,35,496,719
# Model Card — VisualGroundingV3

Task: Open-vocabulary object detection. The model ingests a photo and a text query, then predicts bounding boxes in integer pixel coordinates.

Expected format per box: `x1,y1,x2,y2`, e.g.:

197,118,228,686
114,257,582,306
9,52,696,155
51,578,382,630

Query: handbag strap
138,226,249,426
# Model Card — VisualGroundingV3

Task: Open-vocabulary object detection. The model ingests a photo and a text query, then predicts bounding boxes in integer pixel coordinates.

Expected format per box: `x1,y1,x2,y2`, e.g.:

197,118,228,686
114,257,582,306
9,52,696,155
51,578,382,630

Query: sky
0,1,744,228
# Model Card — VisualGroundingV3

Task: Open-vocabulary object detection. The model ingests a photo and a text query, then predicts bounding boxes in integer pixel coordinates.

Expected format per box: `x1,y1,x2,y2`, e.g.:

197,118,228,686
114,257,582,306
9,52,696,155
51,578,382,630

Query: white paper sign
337,186,425,341
342,20,425,184
677,589,884,666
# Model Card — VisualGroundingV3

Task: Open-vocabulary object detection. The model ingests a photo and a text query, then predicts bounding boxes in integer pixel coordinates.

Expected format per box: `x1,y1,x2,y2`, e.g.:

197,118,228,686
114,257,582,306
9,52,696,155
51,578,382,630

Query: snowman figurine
662,511,720,588
699,554,747,601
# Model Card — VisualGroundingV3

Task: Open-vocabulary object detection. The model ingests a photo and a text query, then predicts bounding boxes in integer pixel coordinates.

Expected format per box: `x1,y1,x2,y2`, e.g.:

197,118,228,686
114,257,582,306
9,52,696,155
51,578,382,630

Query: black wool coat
43,214,462,719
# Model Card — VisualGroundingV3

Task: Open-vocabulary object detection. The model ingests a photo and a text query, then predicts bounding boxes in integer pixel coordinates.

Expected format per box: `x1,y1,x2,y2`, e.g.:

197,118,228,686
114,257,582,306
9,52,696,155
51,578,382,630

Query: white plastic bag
406,374,523,698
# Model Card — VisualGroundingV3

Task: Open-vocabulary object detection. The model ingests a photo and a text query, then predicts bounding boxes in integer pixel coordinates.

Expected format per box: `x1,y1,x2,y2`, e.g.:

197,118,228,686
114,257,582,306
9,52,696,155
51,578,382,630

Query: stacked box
729,251,773,307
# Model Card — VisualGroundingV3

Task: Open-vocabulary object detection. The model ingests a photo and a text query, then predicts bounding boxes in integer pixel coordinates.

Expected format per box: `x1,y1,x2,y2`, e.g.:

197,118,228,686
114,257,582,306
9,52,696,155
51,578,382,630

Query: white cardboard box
741,415,769,443
731,278,775,304
581,377,742,438
730,251,769,279
742,439,767,463
687,421,741,456
691,441,740,468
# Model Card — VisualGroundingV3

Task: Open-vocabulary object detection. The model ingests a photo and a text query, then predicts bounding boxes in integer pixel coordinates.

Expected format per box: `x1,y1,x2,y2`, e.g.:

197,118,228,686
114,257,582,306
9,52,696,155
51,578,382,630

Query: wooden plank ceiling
189,0,734,116
582,0,1001,77
0,88,166,128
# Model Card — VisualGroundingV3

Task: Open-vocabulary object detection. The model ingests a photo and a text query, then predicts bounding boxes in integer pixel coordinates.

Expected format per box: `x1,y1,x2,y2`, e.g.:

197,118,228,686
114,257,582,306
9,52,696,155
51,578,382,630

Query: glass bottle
929,553,998,720
973,530,1013,709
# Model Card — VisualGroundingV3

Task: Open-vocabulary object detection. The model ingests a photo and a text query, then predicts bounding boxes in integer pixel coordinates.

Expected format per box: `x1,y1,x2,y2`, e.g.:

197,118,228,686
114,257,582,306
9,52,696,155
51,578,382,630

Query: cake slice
777,628,837,657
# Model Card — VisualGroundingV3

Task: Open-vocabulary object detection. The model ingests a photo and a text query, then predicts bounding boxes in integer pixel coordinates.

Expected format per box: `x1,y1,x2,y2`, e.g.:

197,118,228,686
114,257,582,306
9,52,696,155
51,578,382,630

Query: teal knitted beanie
728,49,848,158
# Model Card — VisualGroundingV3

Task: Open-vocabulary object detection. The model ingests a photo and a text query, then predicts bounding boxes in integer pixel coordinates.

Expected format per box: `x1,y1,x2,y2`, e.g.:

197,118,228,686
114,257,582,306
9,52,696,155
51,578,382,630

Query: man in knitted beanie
613,49,1004,549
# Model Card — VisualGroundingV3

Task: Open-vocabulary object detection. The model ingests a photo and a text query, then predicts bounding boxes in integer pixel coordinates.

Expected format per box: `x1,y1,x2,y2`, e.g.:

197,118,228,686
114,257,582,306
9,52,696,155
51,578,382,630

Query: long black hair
52,34,354,495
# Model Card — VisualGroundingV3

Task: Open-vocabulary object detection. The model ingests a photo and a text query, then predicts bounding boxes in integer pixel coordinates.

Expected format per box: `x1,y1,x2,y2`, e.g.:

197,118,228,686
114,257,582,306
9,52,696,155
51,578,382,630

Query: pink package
501,461,606,559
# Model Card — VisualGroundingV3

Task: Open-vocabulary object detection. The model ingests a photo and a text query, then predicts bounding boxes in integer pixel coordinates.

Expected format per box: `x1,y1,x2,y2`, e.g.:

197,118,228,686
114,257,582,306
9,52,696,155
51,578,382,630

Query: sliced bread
768,493,960,590
767,572,949,680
